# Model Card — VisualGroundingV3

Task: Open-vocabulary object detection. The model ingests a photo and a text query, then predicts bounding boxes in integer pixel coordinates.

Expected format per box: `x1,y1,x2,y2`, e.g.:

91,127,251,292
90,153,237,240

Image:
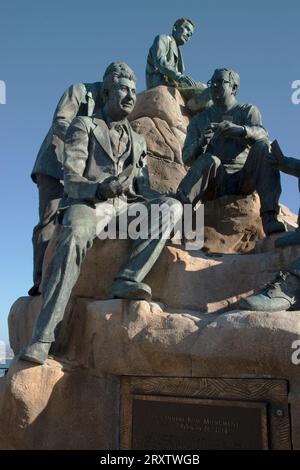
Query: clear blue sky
0,0,299,345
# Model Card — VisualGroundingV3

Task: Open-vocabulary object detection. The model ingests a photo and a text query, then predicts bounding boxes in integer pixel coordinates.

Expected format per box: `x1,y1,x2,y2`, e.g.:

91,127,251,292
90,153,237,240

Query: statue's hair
103,62,136,91
211,68,240,90
172,18,195,32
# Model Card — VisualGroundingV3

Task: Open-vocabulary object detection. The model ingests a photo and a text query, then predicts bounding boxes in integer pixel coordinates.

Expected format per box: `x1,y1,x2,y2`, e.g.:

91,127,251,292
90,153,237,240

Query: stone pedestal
1,296,300,449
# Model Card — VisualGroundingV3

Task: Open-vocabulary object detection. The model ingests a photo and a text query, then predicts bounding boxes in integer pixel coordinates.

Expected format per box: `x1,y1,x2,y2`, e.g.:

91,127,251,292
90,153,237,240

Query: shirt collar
101,108,127,130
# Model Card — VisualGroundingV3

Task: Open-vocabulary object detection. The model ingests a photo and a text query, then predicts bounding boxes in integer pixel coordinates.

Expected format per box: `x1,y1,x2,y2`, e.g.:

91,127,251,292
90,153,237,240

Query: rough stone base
0,360,119,450
1,299,300,449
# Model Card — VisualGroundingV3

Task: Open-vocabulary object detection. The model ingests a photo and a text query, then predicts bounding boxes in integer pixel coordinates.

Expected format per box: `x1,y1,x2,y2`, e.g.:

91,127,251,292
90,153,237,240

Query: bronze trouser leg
238,140,282,215
177,154,227,205
116,196,183,282
32,174,64,288
32,197,182,343
32,204,97,342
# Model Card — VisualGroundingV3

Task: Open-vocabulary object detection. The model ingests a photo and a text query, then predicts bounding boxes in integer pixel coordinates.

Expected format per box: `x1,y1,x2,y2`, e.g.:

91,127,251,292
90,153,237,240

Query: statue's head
102,62,137,120
172,18,195,46
208,68,240,105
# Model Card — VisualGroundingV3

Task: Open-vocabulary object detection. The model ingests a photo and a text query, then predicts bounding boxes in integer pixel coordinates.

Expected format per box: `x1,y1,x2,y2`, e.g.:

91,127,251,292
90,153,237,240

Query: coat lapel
92,116,114,159
177,46,184,74
169,36,178,59
169,37,184,73
92,114,140,168
128,124,141,167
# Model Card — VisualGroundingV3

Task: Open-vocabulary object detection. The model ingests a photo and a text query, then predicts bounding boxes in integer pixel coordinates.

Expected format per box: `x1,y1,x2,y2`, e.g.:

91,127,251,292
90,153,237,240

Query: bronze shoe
240,271,298,312
107,279,152,302
19,341,51,365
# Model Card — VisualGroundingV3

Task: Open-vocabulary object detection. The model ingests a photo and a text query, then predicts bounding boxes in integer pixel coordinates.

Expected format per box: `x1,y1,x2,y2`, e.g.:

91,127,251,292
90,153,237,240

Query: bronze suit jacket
61,112,155,208
31,82,103,182
146,34,184,89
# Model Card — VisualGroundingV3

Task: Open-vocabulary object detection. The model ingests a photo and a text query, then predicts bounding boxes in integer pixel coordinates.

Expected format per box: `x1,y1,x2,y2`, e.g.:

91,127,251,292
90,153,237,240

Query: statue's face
106,77,136,120
208,70,234,105
173,21,194,46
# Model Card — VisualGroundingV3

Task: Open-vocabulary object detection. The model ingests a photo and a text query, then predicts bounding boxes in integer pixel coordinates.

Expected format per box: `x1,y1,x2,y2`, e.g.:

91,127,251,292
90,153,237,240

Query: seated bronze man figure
146,18,210,112
177,68,285,236
20,62,182,365
146,18,196,90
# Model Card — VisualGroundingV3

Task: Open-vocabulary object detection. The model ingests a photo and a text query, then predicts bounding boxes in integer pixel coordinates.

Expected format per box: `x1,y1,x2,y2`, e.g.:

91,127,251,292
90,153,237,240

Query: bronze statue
146,18,195,89
241,140,300,311
29,80,103,296
20,62,182,365
146,18,211,112
177,68,286,236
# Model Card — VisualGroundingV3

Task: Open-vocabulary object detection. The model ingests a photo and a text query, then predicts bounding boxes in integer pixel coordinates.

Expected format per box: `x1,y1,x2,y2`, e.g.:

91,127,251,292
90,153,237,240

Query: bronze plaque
131,395,268,450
